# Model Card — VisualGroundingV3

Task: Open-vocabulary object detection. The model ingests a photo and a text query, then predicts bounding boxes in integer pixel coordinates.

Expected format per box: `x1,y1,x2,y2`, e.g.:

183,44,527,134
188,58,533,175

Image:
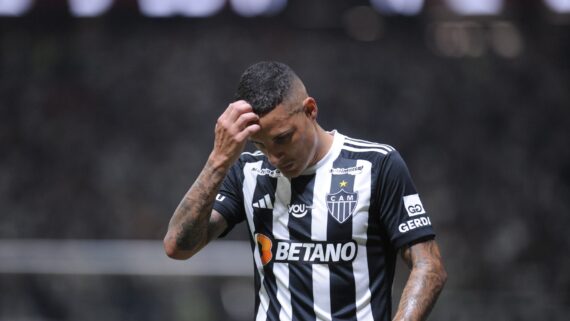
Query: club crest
326,189,358,223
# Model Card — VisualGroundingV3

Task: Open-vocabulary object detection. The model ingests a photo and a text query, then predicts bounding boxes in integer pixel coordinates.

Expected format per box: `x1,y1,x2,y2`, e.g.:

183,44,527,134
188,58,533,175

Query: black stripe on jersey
365,207,396,321
289,174,317,321
247,213,263,319
252,170,281,321
364,157,392,321
362,149,397,321
367,244,396,321
328,157,358,321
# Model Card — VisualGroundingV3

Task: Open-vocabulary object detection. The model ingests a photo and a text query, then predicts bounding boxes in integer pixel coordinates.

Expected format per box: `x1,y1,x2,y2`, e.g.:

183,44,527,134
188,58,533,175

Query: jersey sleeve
377,150,435,249
212,161,246,237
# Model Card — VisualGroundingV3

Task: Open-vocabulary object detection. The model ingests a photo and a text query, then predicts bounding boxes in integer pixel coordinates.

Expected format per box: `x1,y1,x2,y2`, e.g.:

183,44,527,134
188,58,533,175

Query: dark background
1,0,569,320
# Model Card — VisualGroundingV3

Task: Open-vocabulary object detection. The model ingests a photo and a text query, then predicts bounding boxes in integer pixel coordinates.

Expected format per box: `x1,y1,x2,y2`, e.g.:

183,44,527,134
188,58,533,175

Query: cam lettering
329,194,355,202
274,240,357,263
398,217,432,233
215,194,226,202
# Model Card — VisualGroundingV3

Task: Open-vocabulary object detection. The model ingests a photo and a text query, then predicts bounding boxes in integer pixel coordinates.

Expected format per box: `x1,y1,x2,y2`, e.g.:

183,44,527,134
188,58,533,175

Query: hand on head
210,100,261,169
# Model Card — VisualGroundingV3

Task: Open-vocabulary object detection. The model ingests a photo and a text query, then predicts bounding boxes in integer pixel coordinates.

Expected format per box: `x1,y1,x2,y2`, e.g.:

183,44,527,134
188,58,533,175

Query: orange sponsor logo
255,233,273,265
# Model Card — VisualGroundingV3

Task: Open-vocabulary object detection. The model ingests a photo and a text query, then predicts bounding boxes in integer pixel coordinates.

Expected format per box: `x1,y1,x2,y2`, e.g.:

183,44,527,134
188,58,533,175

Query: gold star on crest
339,180,348,188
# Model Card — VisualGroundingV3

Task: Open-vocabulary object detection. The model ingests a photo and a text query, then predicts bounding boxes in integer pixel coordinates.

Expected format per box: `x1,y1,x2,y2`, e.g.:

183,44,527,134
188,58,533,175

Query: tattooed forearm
164,100,260,260
393,240,447,321
164,158,228,259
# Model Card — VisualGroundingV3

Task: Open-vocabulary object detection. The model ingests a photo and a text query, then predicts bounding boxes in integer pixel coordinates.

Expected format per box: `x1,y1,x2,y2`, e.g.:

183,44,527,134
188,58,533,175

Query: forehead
250,104,297,140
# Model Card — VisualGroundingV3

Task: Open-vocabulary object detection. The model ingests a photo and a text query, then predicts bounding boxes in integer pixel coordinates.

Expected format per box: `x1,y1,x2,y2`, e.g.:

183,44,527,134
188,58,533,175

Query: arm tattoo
167,160,227,254
393,240,447,321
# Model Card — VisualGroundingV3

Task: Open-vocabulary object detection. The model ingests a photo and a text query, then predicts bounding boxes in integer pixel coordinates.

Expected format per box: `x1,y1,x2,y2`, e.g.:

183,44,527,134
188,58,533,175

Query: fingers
235,122,261,142
219,100,260,140
231,100,252,113
235,111,259,131
224,100,255,124
211,101,261,167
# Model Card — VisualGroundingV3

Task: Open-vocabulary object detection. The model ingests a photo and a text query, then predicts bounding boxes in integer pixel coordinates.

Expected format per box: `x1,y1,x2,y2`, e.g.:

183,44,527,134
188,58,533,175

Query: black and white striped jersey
213,131,435,321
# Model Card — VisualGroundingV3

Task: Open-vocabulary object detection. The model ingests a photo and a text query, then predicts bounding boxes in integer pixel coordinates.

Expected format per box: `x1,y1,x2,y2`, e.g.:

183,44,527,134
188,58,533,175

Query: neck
310,126,334,166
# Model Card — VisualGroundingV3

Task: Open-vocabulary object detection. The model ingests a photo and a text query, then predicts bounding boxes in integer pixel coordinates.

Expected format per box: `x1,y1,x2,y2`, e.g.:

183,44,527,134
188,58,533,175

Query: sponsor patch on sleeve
403,194,426,217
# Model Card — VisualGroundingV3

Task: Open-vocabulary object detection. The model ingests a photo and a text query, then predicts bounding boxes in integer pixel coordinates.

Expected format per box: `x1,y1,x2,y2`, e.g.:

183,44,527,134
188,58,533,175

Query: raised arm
393,239,447,321
163,101,260,260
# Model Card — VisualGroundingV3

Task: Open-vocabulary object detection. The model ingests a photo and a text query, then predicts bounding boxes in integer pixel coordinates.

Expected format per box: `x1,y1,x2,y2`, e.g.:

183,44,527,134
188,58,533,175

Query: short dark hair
235,61,298,116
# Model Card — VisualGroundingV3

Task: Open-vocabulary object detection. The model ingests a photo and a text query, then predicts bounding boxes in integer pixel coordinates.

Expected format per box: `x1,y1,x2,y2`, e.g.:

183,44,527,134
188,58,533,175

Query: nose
266,150,285,167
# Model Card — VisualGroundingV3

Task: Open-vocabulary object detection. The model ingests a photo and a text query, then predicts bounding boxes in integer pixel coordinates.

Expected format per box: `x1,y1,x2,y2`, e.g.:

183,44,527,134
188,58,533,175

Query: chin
283,167,305,178
279,168,297,178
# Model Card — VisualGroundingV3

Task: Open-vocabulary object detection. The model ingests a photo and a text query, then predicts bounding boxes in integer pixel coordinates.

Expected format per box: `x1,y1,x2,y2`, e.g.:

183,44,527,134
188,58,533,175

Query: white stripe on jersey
352,159,374,321
273,177,293,321
311,165,333,321
243,161,262,240
243,161,269,321
342,145,390,155
256,281,270,321
242,150,264,156
344,137,394,152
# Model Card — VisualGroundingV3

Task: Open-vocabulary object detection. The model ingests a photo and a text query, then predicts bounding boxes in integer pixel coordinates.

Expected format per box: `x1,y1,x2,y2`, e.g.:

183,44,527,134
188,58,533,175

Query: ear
303,97,318,120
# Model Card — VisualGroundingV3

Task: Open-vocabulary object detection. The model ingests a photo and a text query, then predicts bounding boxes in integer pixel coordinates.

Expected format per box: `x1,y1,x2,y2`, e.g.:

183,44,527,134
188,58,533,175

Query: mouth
279,162,295,171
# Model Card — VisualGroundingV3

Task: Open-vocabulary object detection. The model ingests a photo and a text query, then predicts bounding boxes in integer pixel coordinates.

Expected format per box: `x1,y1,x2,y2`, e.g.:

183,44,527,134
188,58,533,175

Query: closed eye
274,132,293,145
250,130,294,148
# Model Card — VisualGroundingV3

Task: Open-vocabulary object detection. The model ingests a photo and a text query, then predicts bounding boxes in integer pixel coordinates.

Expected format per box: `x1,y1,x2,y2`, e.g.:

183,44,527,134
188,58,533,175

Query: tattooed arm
163,162,230,260
163,101,260,260
392,240,447,321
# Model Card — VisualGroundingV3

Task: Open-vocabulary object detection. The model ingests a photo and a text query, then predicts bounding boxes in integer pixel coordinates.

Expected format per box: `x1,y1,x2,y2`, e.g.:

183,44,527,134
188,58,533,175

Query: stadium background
1,0,569,320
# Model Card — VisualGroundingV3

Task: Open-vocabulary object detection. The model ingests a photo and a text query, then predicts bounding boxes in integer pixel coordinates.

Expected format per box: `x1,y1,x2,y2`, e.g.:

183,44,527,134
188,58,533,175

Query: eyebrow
250,129,294,145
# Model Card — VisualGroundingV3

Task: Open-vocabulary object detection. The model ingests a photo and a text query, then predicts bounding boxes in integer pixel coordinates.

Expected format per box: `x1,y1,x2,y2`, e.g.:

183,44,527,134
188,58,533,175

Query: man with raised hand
164,61,447,321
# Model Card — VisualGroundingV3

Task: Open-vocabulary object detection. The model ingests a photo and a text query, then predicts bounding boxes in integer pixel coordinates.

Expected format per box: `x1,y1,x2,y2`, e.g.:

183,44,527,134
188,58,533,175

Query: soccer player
164,61,447,321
